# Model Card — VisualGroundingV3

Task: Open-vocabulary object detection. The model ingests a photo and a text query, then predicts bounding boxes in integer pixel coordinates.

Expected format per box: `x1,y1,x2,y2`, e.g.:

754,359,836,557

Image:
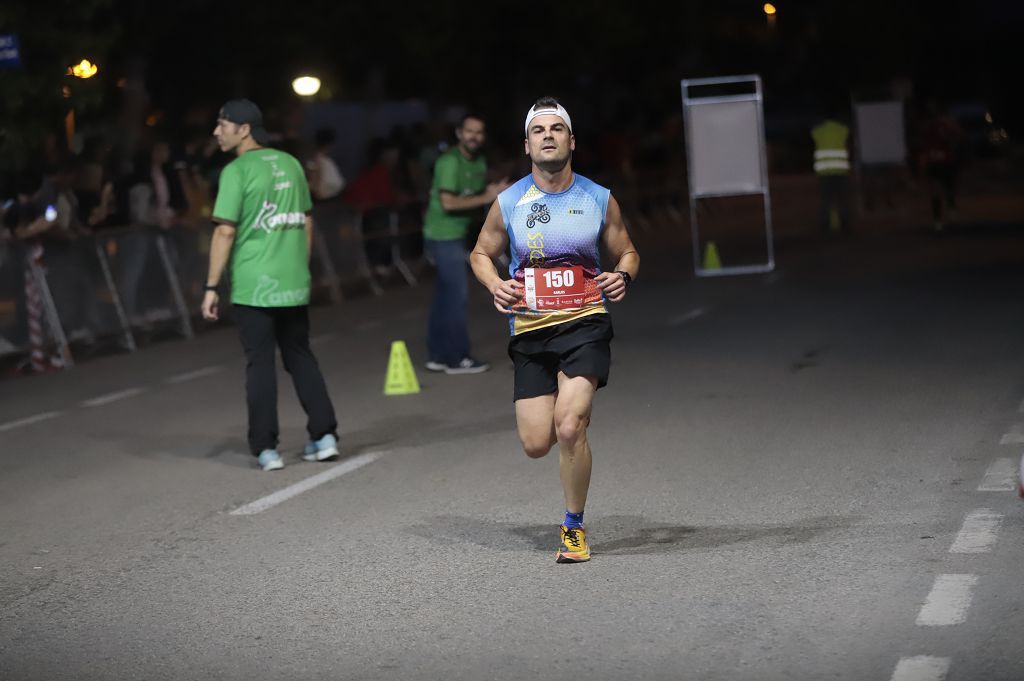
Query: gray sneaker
424,360,447,372
444,357,490,375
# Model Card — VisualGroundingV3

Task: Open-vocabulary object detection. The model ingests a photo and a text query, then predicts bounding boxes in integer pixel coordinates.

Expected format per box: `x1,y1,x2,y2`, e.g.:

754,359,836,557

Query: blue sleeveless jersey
497,173,610,335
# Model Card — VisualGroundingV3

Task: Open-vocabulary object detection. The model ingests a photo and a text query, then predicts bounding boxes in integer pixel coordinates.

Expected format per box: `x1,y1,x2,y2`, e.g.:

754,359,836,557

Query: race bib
524,266,586,311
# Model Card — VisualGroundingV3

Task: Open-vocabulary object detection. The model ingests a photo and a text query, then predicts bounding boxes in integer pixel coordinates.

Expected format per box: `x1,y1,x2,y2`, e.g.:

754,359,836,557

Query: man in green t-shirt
422,114,509,375
202,99,339,472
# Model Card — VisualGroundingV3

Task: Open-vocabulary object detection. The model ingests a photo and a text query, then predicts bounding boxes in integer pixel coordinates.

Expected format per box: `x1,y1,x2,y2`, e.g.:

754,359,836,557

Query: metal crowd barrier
0,206,425,375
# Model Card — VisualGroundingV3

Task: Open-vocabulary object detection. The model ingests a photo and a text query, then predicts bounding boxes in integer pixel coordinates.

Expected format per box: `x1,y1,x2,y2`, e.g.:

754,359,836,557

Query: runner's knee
521,435,553,459
555,413,586,446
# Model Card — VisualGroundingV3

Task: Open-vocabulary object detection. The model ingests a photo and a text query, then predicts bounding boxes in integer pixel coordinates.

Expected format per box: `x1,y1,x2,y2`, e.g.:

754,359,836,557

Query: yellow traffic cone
384,340,421,396
702,241,722,270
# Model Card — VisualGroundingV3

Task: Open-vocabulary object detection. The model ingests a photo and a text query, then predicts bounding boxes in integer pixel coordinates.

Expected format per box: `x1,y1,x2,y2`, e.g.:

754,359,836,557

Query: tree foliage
0,0,117,172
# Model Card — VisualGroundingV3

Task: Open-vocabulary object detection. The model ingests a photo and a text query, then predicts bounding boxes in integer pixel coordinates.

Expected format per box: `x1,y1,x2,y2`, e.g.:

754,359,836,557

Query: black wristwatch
204,284,218,292
615,270,632,288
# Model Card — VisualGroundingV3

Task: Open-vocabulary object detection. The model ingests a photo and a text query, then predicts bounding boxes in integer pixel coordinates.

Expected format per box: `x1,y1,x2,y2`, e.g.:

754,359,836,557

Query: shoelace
562,528,583,550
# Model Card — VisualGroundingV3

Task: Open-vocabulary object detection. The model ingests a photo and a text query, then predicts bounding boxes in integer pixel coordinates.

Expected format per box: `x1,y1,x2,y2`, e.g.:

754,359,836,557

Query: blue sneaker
257,449,284,471
302,433,339,462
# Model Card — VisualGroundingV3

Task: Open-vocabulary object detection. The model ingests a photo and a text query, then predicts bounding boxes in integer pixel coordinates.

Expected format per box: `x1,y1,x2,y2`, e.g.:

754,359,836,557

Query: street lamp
292,76,321,97
64,59,98,151
68,59,98,79
763,3,777,15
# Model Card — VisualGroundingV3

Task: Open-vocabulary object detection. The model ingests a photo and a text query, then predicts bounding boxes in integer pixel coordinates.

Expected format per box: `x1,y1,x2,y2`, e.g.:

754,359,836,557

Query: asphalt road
2,223,1023,680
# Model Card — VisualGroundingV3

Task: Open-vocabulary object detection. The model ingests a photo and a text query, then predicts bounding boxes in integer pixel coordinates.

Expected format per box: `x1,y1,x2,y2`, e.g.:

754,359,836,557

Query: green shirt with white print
212,148,313,307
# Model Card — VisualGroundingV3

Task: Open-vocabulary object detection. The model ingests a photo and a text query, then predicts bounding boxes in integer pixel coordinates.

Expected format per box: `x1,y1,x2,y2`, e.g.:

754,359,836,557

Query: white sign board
855,100,906,165
688,99,765,196
681,75,774,277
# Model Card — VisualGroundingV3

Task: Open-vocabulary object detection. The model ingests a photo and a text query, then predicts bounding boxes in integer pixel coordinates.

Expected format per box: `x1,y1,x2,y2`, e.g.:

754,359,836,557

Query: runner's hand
595,271,628,302
490,279,523,314
201,290,220,321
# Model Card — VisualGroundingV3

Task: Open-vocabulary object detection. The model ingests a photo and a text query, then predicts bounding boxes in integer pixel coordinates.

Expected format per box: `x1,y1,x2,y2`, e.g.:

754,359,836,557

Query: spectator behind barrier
76,137,117,230
120,142,187,326
344,139,404,273
1,172,50,354
307,129,346,202
35,162,99,345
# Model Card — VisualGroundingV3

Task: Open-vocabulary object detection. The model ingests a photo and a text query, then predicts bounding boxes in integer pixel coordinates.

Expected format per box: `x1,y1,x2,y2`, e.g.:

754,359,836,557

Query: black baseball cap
219,99,270,145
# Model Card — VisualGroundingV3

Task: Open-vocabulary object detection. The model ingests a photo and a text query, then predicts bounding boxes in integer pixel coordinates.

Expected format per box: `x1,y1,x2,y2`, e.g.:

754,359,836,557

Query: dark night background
3,0,1024,168
6,5,1024,679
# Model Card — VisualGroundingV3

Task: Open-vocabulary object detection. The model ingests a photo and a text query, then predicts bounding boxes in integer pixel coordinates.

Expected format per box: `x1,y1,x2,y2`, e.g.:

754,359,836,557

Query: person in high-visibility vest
811,112,852,234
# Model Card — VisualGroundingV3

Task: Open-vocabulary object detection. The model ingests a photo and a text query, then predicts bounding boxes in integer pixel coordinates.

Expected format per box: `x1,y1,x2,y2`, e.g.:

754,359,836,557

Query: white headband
524,103,572,136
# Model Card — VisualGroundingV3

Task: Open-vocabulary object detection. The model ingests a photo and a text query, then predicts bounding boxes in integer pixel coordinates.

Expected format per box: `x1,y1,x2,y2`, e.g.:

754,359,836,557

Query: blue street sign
0,35,22,69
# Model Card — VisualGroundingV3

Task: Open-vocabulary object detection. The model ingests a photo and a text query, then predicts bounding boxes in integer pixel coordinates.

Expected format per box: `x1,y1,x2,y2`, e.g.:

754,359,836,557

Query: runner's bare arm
595,195,639,302
470,200,523,313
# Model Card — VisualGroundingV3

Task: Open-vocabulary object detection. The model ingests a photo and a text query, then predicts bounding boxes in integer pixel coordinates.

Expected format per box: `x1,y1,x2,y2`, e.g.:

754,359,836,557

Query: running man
470,97,640,562
202,99,340,471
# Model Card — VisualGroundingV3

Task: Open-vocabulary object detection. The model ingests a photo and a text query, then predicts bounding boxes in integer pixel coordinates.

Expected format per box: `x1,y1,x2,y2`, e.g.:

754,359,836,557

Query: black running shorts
507,313,614,401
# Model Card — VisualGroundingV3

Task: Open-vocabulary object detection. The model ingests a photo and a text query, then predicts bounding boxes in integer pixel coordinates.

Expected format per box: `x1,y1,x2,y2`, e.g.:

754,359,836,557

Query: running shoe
424,360,447,372
303,434,339,462
556,525,591,563
257,449,284,471
444,357,490,375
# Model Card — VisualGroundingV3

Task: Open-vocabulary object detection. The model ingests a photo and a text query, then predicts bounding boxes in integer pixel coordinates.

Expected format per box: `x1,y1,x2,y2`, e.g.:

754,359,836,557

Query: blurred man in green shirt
202,99,339,472
422,114,508,374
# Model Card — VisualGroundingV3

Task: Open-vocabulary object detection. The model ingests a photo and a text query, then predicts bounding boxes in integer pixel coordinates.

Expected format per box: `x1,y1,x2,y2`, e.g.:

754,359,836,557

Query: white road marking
667,307,708,326
310,333,338,347
916,574,978,626
890,656,950,681
999,424,1024,444
977,457,1017,492
229,451,384,516
165,366,224,384
949,509,1003,554
80,387,147,408
0,411,60,433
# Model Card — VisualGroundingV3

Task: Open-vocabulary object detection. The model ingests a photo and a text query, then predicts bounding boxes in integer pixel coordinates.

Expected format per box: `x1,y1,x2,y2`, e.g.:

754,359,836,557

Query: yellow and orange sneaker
556,525,591,563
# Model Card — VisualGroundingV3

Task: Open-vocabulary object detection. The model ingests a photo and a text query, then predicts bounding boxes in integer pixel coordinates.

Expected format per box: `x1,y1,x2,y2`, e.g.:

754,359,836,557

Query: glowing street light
763,3,777,15
68,59,98,79
292,76,321,97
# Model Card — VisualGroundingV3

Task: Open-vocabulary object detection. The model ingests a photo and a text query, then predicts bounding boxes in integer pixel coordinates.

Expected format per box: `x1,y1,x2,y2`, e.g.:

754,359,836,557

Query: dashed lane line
667,307,709,327
310,333,339,347
165,366,225,384
890,656,950,681
229,451,385,516
915,575,978,627
949,509,1002,554
0,411,61,433
977,458,1017,492
999,424,1024,445
80,387,147,408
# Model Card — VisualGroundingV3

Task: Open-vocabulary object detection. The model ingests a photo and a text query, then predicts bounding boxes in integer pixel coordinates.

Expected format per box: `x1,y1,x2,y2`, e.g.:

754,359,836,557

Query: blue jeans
425,238,470,365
